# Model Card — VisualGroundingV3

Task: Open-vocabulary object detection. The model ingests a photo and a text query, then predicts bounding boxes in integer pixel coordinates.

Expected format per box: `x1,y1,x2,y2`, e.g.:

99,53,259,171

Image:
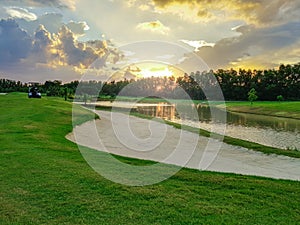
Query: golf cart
28,87,42,98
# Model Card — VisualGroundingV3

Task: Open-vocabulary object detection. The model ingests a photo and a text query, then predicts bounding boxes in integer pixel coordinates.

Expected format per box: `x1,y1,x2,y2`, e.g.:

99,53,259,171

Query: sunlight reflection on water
95,101,300,150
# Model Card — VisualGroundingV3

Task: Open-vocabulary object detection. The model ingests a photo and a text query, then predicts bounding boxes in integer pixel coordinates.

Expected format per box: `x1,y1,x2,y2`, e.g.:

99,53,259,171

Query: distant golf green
1,93,299,224
101,96,300,120
224,101,300,120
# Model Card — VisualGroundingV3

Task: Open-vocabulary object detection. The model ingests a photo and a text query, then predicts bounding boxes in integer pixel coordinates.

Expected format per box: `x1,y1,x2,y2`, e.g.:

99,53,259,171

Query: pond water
95,101,300,150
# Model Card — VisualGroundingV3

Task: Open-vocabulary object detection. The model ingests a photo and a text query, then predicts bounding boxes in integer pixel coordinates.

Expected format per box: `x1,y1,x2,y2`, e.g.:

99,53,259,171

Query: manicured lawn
95,106,300,158
1,93,300,224
99,96,300,119
224,101,300,119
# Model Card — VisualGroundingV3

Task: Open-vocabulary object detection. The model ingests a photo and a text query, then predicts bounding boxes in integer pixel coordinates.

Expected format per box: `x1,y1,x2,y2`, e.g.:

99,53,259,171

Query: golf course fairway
1,93,299,224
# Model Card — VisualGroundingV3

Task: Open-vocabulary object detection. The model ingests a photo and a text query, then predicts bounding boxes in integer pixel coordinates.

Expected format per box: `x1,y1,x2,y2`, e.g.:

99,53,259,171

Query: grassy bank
98,96,300,119
95,105,300,158
164,119,300,158
1,93,300,224
223,101,300,120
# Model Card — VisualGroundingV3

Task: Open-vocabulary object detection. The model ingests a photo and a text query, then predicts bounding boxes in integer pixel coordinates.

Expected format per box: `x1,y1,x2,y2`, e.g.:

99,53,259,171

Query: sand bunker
67,110,300,181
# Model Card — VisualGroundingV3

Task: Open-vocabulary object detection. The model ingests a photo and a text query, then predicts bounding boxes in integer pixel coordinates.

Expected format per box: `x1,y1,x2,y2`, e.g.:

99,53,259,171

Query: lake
95,101,300,150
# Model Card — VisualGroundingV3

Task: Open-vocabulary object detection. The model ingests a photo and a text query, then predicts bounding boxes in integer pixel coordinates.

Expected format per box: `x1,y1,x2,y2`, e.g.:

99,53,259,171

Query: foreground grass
1,93,300,224
223,101,300,120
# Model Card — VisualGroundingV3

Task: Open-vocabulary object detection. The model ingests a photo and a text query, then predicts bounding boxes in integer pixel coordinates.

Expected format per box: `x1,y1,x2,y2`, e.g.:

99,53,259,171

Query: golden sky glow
109,61,185,80
136,20,170,35
0,0,300,81
139,67,173,78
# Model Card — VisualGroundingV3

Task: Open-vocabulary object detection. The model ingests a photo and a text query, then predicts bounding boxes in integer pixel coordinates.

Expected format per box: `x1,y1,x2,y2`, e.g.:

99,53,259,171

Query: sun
120,62,185,80
139,67,174,78
127,62,175,78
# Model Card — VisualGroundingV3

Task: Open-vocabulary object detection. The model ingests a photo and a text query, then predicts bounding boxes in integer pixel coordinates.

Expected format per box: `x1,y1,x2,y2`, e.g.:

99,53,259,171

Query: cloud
156,54,175,60
32,25,51,51
17,13,65,35
0,0,76,10
57,25,98,68
136,20,170,35
0,18,123,81
17,13,90,37
252,0,300,25
66,20,90,36
5,7,37,21
2,61,84,83
31,25,113,70
32,13,63,34
180,22,300,70
130,0,300,26
0,19,32,64
181,40,215,51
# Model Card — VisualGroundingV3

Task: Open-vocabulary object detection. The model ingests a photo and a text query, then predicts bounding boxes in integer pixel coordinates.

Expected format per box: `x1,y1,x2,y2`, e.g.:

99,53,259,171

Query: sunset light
0,0,299,82
139,67,174,78
1,1,300,223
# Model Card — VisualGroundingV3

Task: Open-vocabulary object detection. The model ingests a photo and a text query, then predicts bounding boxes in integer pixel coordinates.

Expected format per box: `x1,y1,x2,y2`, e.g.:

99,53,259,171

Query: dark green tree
248,88,258,105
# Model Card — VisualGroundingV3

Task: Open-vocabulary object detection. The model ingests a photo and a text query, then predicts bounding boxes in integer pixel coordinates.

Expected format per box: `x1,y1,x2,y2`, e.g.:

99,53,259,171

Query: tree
83,93,88,105
64,87,68,101
248,88,258,105
277,95,284,102
44,80,63,96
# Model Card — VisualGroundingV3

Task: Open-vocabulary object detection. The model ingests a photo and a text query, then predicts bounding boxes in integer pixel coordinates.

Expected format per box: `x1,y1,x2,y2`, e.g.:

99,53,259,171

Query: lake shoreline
131,111,300,158
88,97,300,120
78,103,300,158
2,93,299,224
67,109,300,181
225,107,300,120
222,101,300,120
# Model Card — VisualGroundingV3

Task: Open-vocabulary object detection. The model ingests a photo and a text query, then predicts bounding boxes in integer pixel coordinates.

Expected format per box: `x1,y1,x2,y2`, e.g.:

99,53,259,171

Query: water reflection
136,103,176,120
96,101,299,149
136,103,300,133
134,102,300,149
226,111,300,132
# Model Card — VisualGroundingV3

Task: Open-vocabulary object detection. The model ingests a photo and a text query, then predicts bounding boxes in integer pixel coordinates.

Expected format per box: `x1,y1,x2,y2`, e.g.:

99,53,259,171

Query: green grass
99,95,203,104
223,101,300,120
164,121,300,158
95,106,300,158
1,93,300,224
99,96,300,119
118,96,300,118
162,120,300,158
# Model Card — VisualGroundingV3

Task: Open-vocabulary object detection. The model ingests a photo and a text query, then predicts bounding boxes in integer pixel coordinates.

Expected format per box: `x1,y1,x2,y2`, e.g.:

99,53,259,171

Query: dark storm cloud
0,19,32,64
57,25,99,67
0,18,122,74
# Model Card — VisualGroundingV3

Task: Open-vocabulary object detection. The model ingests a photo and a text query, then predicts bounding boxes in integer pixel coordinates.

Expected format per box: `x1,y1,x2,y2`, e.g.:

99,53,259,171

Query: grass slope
1,93,300,224
134,114,300,158
95,106,300,158
224,101,300,120
99,96,300,119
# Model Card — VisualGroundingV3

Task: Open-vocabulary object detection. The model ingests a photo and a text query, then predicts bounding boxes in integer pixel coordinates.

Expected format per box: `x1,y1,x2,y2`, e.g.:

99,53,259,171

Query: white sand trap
67,110,300,181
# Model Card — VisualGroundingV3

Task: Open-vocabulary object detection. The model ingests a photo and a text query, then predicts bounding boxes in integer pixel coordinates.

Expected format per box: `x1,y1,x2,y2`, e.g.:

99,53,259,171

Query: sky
0,0,300,82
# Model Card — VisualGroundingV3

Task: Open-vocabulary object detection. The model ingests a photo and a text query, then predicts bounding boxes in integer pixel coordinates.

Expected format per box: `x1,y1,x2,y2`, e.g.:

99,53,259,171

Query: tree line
1,63,299,101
